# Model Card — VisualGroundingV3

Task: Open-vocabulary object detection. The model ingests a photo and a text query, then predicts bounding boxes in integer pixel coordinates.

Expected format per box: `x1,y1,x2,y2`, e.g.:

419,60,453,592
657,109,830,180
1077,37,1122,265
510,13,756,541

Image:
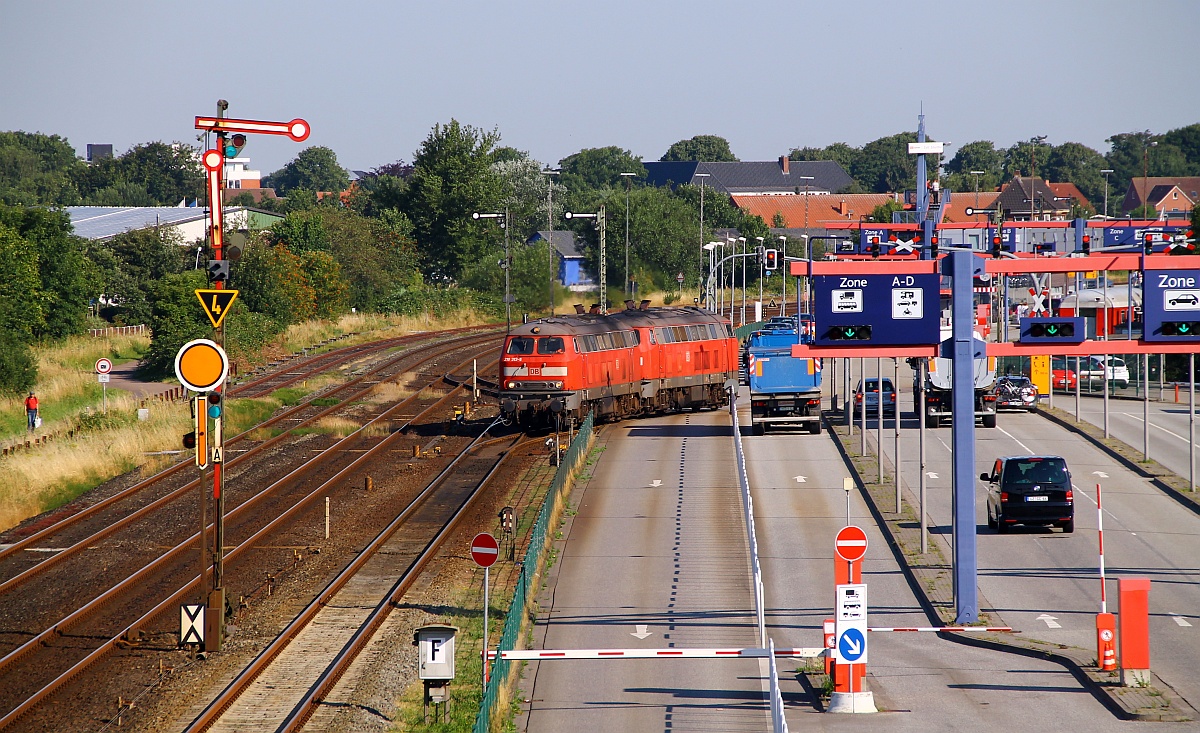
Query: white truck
914,328,998,429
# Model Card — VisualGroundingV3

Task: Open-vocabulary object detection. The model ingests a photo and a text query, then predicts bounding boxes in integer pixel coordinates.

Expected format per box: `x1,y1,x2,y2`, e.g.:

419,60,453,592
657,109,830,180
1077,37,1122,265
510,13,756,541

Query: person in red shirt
25,392,38,431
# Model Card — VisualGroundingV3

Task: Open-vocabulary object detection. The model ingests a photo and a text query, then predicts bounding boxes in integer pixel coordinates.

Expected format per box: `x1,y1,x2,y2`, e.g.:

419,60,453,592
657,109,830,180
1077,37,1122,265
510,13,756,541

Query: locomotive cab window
537,337,566,354
507,337,535,355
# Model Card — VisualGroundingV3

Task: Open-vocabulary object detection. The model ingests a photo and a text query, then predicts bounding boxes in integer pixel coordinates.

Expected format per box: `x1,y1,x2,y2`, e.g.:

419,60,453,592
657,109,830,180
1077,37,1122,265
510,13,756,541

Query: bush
0,333,37,394
379,286,501,319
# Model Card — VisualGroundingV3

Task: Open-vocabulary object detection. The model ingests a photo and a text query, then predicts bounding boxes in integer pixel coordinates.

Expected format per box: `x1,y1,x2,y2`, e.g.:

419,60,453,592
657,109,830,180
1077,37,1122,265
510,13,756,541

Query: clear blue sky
2,0,1197,177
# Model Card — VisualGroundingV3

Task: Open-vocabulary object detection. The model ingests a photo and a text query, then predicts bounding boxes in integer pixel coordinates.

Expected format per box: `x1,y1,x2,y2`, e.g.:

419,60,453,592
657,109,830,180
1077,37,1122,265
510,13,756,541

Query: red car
1051,359,1078,390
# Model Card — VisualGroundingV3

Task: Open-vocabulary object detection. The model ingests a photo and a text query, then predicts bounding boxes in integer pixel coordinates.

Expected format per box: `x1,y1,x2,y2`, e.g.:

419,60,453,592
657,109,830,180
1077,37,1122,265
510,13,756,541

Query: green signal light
1162,321,1200,337
827,325,872,341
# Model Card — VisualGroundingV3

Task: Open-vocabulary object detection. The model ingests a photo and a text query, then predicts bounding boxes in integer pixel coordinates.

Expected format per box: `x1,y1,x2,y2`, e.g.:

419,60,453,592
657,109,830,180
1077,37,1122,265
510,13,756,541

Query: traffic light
826,325,872,341
183,431,196,449
1162,321,1200,337
763,248,779,270
207,259,230,283
869,237,880,259
929,234,939,258
1144,233,1154,254
223,133,248,159
1081,234,1091,255
991,235,1003,259
207,391,222,419
1020,317,1085,344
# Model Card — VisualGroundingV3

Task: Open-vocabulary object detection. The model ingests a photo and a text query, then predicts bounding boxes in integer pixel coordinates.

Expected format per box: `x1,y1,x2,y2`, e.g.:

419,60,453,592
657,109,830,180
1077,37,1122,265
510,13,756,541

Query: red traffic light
930,235,939,245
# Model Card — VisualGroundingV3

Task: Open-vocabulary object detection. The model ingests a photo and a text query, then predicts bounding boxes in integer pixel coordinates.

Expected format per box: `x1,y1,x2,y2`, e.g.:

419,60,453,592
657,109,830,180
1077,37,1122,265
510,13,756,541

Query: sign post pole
471,533,499,690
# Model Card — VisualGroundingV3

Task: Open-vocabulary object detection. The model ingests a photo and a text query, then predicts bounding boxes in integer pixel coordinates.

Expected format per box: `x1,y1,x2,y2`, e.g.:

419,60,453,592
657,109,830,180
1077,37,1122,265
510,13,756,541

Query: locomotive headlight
507,381,517,389
552,381,564,389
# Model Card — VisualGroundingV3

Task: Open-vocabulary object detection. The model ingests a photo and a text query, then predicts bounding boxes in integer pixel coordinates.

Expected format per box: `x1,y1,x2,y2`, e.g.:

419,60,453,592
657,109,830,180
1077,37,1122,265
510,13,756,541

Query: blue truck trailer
745,328,823,435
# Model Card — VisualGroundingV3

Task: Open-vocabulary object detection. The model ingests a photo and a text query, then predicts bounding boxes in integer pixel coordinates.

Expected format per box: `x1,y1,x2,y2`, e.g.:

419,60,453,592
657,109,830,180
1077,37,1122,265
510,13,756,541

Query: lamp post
696,172,711,281
1101,168,1114,219
620,172,636,297
542,168,559,315
777,235,788,317
737,236,747,325
796,174,815,272
565,206,607,312
1142,141,1158,219
726,236,736,323
970,170,984,210
472,209,511,332
755,235,765,318
703,241,722,310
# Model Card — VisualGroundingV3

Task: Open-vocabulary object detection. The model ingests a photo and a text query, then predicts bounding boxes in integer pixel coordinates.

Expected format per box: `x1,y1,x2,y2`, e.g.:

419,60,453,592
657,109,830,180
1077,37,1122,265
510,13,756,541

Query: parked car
982,455,1074,533
994,376,1038,412
1050,358,1078,390
1076,355,1130,389
854,378,897,417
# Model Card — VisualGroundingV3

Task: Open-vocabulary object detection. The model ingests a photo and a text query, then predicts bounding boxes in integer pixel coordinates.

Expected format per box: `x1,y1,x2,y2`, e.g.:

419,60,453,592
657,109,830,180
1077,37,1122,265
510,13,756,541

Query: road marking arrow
631,625,652,639
1036,614,1062,629
1172,615,1193,627
1092,471,1109,479
650,480,662,487
794,475,807,483
927,472,939,479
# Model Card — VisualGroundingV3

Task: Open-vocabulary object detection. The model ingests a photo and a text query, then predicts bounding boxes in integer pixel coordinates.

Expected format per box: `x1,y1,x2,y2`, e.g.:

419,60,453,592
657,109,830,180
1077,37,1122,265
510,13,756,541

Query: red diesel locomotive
499,302,740,425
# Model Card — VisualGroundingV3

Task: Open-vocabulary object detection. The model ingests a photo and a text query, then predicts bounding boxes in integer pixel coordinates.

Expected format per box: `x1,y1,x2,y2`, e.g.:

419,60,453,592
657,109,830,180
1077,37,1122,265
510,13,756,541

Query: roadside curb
818,411,1196,722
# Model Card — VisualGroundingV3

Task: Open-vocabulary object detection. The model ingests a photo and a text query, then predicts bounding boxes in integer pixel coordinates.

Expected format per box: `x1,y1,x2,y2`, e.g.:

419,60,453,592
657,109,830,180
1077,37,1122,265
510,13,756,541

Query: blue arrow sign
838,627,866,662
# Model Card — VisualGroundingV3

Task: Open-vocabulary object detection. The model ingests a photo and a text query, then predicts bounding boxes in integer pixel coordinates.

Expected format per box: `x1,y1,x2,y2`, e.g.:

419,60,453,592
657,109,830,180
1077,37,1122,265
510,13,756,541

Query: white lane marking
650,480,662,487
1119,412,1190,443
794,475,807,483
631,625,653,639
1092,471,1109,478
1173,615,1193,628
1037,614,1062,629
927,472,939,479
997,426,1036,455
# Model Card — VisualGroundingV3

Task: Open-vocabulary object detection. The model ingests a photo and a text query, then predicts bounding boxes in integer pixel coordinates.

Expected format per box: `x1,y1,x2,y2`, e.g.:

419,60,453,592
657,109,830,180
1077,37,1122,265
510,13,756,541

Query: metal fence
473,411,596,733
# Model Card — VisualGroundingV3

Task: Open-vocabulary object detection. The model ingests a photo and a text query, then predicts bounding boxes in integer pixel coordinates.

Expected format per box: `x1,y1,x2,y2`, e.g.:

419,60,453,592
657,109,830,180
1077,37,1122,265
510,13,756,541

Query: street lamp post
621,172,636,297
703,241,722,310
542,168,559,315
565,206,607,312
1142,141,1158,219
755,235,765,318
970,170,984,210
472,209,511,332
1101,168,1114,219
777,235,788,317
696,172,711,288
737,236,747,325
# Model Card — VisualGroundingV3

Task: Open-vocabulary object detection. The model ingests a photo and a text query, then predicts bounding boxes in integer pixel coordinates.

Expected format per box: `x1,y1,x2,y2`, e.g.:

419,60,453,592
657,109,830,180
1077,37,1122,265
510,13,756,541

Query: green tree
0,131,82,206
853,132,919,193
0,205,99,338
267,146,350,195
868,200,903,223
402,120,505,279
76,141,203,206
269,210,331,254
96,227,188,325
1003,136,1054,180
0,332,37,394
661,135,738,162
1043,142,1109,204
943,140,1003,195
143,270,211,376
300,250,350,318
1162,123,1200,172
234,240,316,325
0,222,44,340
789,142,861,180
558,146,643,191
315,208,420,311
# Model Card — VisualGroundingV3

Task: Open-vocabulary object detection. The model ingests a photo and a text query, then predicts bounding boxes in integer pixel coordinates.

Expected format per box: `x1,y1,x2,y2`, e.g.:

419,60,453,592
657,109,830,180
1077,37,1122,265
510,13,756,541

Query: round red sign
471,532,499,567
834,525,868,563
95,358,112,375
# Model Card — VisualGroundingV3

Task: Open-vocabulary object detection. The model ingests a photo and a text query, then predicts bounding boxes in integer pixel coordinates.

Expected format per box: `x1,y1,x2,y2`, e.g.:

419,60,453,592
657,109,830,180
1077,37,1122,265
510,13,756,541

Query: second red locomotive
499,301,739,425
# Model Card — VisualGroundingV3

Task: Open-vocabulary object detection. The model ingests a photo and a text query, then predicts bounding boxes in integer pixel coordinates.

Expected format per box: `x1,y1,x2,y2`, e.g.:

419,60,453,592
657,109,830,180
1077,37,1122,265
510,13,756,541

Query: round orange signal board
174,339,229,392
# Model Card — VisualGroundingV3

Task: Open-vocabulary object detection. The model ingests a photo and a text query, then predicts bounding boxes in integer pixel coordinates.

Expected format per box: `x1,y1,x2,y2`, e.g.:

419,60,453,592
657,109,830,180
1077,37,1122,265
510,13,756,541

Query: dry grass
362,380,418,404
307,416,364,438
0,399,190,532
278,309,497,355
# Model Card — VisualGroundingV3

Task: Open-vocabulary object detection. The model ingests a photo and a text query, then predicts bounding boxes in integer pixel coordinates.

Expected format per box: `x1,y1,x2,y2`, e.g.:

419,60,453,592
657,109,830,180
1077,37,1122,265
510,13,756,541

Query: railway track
0,328,506,730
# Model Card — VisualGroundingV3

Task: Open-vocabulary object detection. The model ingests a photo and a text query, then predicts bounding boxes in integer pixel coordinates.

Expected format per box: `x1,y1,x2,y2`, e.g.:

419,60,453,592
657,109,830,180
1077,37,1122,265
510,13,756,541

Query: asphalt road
849,358,1200,715
515,388,1189,731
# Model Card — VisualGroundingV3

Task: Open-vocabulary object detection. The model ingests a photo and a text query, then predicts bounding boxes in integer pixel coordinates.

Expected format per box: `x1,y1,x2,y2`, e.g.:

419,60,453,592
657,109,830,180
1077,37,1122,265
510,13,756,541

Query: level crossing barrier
473,412,595,732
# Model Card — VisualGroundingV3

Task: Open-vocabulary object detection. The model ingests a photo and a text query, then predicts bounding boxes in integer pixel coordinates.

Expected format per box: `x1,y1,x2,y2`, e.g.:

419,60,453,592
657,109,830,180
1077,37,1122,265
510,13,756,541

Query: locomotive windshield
507,337,535,355
537,337,566,354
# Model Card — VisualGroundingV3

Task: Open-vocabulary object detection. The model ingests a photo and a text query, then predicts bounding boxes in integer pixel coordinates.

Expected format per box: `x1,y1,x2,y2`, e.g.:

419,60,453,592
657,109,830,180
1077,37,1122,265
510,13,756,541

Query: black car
982,455,1074,533
994,376,1038,412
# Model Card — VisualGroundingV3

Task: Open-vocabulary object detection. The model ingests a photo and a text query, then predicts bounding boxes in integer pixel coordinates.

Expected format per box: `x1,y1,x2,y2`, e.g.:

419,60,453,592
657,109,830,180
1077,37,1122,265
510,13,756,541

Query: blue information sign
838,627,866,662
813,273,940,346
1142,270,1200,342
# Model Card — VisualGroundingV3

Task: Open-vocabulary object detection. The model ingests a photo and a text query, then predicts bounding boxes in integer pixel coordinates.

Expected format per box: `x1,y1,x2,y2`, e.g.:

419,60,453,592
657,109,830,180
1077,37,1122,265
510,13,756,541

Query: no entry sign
471,533,499,567
835,525,868,563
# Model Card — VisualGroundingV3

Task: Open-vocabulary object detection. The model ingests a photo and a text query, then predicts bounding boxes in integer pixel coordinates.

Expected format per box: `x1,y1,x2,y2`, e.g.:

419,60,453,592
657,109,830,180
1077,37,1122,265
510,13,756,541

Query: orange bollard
824,618,835,674
1118,578,1151,686
1097,612,1117,671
